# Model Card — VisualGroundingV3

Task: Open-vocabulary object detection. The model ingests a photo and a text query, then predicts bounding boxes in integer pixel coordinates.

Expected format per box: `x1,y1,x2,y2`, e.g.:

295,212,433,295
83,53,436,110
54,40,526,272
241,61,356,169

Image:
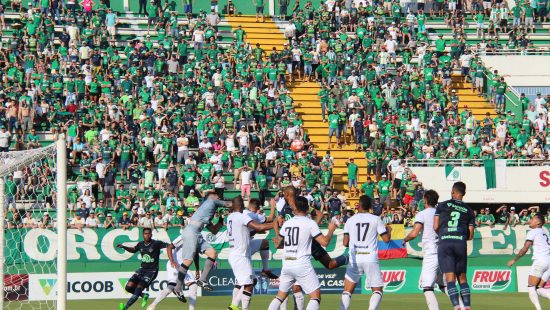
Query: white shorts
530,260,550,279
475,77,484,87
420,251,441,288
345,261,383,288
448,2,456,10
279,263,320,294
229,254,255,286
250,239,263,255
166,261,196,285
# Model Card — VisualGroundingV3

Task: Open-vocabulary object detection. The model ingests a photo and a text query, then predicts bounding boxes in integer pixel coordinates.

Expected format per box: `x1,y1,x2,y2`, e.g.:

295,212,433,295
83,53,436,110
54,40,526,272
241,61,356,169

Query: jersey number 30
284,227,300,246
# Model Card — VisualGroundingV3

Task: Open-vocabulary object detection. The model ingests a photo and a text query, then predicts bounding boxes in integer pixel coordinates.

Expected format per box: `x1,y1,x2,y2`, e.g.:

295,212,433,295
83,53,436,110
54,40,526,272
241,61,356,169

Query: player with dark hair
274,185,348,309
434,181,475,310
403,190,445,310
268,196,337,310
340,195,391,310
117,227,168,310
508,213,550,310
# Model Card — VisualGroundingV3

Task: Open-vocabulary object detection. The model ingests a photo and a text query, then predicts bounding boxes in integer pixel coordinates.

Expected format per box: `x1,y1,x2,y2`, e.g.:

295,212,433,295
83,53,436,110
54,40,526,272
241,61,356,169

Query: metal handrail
406,159,550,167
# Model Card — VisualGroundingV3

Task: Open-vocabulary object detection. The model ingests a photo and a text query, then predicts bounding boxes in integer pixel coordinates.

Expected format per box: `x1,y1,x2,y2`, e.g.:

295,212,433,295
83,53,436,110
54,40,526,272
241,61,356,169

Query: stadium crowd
1,0,549,231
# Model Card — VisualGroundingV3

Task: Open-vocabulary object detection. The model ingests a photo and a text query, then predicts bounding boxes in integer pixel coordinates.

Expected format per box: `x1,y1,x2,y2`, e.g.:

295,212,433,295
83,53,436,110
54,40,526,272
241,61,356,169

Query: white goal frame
0,136,68,309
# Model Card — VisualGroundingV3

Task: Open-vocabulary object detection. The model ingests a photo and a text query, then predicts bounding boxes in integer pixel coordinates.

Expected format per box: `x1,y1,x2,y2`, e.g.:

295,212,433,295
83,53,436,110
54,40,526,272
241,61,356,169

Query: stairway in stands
228,17,365,204
451,75,496,119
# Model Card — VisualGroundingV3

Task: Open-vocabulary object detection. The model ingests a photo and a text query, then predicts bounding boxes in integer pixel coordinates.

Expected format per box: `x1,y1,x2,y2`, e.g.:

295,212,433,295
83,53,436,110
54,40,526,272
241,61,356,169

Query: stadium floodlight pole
56,136,68,309
0,177,5,310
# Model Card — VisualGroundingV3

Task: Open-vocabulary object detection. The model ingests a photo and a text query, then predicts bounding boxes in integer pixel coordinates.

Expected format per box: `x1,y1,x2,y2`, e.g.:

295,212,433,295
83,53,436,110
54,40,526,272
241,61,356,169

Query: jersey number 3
448,211,460,228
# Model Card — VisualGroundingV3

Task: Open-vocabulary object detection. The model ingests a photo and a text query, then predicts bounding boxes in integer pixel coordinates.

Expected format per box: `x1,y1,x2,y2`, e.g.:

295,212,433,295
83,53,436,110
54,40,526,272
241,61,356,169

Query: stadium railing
406,159,550,167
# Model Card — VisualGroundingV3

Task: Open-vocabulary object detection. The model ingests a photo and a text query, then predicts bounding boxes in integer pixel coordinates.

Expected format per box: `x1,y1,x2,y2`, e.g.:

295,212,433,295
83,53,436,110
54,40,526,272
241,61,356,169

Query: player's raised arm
117,243,138,253
380,219,391,243
314,222,337,247
247,220,274,232
507,240,533,267
433,203,441,233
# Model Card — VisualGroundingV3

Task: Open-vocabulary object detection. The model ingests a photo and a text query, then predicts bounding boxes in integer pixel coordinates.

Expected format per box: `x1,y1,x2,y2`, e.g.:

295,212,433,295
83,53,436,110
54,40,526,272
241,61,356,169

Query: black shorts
393,178,402,189
438,241,468,274
311,239,328,261
129,268,158,287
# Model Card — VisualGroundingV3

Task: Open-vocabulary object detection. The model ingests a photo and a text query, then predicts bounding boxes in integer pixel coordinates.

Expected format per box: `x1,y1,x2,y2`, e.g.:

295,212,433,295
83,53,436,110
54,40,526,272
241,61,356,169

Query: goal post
0,136,67,309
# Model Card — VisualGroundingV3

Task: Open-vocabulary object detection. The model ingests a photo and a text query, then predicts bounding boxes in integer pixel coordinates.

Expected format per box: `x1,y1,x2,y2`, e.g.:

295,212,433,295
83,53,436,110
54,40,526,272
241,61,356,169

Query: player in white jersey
243,198,279,279
227,196,274,310
508,213,550,310
403,190,444,310
147,242,198,310
267,196,337,310
340,195,391,310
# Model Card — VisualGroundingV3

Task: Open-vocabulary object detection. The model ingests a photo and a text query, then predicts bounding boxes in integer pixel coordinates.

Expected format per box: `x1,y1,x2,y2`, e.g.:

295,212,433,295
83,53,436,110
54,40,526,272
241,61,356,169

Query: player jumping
267,196,337,310
227,196,275,310
508,213,550,310
340,195,391,310
434,181,475,310
173,192,229,295
403,190,445,310
117,227,168,310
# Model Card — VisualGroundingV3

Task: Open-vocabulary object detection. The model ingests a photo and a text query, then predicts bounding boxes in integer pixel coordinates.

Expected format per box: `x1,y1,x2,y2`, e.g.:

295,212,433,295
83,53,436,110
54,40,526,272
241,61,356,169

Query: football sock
306,298,320,310
529,286,542,310
231,285,242,306
340,291,352,310
294,291,304,310
280,296,289,310
260,249,270,270
200,257,216,282
459,282,471,307
125,287,143,308
174,264,189,292
150,286,172,306
188,283,197,310
446,282,460,308
423,289,439,310
368,291,383,310
241,290,252,310
537,287,550,298
268,297,284,310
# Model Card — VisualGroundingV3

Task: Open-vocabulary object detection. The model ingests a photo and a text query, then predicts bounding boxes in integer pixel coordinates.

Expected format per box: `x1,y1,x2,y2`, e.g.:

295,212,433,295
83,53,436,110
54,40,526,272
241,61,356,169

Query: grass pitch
7,293,538,309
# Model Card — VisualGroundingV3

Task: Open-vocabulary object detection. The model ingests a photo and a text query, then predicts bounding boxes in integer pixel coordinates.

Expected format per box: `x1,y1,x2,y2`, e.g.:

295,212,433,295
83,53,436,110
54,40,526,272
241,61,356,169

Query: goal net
1,139,67,310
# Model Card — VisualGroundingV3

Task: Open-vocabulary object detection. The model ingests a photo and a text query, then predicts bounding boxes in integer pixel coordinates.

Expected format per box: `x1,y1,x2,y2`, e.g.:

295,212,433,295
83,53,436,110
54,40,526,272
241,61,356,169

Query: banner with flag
378,224,408,260
484,159,507,189
445,165,461,181
201,227,229,251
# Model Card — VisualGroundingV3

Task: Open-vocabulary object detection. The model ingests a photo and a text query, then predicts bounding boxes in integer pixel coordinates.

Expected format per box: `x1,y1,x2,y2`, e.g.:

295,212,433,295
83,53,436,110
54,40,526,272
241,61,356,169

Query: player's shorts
345,261,383,288
438,241,468,274
250,239,263,255
179,227,213,260
129,268,158,287
279,263,320,294
166,261,196,286
529,260,550,279
229,254,255,286
420,251,441,288
311,239,329,261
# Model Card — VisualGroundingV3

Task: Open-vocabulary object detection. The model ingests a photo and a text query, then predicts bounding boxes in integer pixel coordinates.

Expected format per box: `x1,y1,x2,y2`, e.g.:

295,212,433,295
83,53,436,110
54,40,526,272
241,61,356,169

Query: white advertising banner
29,272,201,300
516,266,530,292
412,166,550,203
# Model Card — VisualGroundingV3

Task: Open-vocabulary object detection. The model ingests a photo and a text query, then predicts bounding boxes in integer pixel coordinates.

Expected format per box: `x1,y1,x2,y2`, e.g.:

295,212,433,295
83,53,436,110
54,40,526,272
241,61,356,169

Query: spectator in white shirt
85,212,99,228
0,126,10,152
138,212,154,228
